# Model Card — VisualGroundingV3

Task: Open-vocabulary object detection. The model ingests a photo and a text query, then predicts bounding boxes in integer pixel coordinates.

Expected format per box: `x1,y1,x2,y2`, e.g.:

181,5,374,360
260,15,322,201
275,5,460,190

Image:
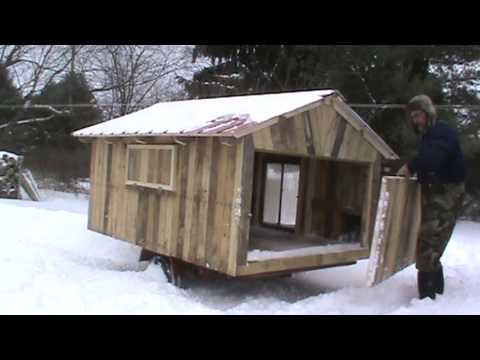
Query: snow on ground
1,191,479,315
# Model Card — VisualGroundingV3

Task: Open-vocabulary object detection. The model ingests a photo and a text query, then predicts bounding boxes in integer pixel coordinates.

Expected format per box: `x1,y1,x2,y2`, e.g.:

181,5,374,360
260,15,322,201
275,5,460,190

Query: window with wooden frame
261,155,301,230
125,145,177,191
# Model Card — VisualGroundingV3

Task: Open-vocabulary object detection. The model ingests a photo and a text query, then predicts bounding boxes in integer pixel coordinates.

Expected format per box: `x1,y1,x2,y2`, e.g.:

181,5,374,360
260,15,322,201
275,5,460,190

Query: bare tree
1,45,205,125
0,45,81,101
0,45,80,130
77,45,198,119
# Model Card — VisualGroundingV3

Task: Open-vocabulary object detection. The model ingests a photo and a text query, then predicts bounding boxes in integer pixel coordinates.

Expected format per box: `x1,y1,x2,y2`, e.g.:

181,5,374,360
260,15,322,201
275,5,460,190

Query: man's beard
413,123,427,135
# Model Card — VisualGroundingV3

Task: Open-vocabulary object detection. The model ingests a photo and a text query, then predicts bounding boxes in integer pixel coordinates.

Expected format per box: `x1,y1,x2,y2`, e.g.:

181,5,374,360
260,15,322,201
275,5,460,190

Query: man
397,95,466,300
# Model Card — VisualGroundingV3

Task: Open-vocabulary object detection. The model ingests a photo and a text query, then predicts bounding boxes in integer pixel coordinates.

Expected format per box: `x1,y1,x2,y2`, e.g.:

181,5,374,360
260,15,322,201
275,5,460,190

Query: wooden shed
73,90,421,287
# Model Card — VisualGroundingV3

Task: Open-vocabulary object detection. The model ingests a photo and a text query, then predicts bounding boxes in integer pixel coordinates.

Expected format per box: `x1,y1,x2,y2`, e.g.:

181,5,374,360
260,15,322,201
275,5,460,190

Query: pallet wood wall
251,100,378,163
249,152,371,244
87,99,386,277
367,176,421,287
302,159,368,240
88,137,252,276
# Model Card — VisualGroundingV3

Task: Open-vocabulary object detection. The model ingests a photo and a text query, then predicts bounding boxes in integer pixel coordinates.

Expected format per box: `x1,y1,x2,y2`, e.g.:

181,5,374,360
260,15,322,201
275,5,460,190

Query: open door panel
367,176,421,287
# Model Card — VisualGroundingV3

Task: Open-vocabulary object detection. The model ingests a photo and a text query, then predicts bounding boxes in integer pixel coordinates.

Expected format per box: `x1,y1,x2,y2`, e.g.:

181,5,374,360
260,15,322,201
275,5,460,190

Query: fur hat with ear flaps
407,94,437,121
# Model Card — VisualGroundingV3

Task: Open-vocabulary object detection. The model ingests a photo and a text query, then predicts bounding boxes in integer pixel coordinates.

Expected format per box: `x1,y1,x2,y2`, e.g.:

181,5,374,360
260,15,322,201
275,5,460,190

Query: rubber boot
417,271,436,300
434,265,444,295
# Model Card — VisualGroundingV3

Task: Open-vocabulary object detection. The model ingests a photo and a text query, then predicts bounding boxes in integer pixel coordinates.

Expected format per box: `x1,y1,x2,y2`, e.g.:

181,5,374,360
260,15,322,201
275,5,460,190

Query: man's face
410,110,428,134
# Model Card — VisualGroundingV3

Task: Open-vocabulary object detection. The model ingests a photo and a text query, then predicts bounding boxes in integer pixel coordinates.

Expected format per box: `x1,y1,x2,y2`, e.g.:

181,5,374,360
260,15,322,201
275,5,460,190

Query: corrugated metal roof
72,90,335,138
72,89,399,159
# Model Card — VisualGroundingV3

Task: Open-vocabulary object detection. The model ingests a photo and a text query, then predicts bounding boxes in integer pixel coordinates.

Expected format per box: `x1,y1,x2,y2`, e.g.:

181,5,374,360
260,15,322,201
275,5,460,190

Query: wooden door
366,176,421,287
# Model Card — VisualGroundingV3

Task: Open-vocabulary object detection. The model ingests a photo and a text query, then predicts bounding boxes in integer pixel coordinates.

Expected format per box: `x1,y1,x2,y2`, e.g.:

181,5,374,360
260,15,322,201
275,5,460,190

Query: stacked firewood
0,151,23,199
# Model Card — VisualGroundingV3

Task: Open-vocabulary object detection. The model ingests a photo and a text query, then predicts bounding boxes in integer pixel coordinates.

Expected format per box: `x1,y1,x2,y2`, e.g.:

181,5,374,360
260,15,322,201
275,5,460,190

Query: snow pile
1,192,480,314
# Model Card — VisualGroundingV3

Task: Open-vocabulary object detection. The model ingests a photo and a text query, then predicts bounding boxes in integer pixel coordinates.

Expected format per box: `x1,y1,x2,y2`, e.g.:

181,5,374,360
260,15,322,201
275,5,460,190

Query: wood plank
319,160,332,237
208,141,233,272
324,161,339,238
237,248,368,276
232,117,280,139
195,137,213,265
252,130,263,149
269,122,283,151
235,135,255,270
252,152,265,226
316,103,339,157
361,141,378,163
231,97,332,139
135,190,149,247
382,180,408,274
103,143,113,235
158,148,173,185
321,106,343,157
332,98,362,131
174,142,190,258
91,140,101,232
186,138,205,262
263,127,274,150
107,143,120,237
309,106,324,157
227,139,245,274
160,191,174,254
337,122,360,161
144,191,157,251
331,114,347,158
139,147,149,183
148,148,158,184
292,114,307,154
302,111,315,156
369,155,382,247
182,138,199,261
361,159,375,248
281,99,326,119
96,141,108,233
205,139,221,270
217,143,237,273
155,191,166,253
113,143,128,240
124,188,139,243
366,176,421,287
295,157,308,235
280,117,297,153
167,145,184,256
333,98,399,160
153,191,165,254
87,141,98,231
303,158,316,234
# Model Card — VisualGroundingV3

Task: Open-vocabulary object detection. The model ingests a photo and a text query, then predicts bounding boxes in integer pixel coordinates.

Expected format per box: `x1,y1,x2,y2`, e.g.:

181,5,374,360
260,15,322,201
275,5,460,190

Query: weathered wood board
366,176,421,287
251,102,378,163
238,247,369,276
85,96,396,278
88,138,248,276
19,169,41,201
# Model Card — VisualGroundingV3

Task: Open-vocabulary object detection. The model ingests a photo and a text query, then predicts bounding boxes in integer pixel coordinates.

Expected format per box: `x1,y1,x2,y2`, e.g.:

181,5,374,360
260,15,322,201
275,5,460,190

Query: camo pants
416,182,465,272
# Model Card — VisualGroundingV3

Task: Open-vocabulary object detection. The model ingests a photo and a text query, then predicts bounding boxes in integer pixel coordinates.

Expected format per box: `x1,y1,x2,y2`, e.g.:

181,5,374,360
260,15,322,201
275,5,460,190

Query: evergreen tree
27,72,102,150
0,65,23,123
185,45,480,190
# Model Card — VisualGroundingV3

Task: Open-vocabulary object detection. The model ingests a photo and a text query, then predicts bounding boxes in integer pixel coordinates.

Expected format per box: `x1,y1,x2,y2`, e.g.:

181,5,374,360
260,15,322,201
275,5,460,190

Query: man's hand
397,164,412,178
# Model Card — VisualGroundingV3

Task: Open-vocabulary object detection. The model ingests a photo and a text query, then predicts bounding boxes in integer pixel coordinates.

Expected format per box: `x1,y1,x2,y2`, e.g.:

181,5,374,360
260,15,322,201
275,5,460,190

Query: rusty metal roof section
183,114,255,135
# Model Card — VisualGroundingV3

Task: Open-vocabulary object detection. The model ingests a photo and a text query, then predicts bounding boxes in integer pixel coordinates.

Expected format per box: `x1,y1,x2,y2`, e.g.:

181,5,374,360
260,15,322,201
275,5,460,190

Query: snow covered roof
73,89,399,159
73,90,336,138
